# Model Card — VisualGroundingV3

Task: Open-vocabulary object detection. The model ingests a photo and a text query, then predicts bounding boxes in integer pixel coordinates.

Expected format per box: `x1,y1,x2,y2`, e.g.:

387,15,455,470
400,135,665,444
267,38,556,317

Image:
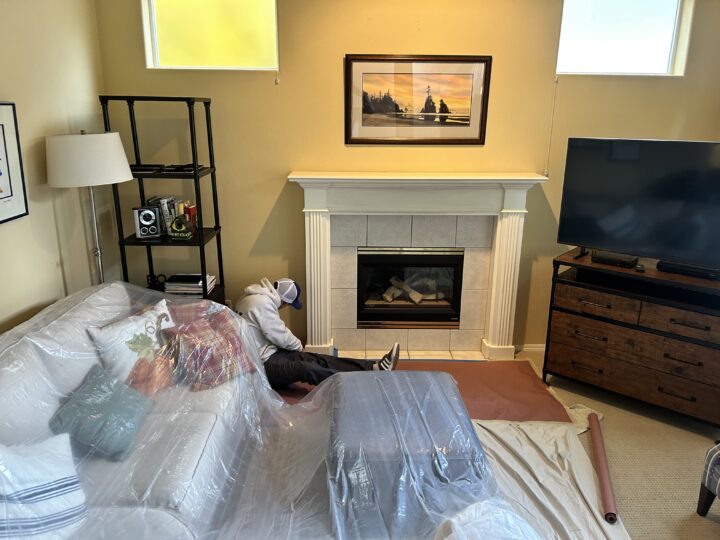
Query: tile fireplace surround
289,172,546,360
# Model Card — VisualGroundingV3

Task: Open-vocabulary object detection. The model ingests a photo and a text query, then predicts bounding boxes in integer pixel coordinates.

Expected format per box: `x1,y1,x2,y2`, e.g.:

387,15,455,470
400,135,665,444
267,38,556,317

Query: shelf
154,284,225,303
123,227,219,247
130,163,214,179
555,247,720,296
100,95,210,104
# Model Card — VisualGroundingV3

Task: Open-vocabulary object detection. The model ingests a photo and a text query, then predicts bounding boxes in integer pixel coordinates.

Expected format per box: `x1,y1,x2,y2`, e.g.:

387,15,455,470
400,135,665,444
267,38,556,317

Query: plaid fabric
168,309,255,392
168,300,211,325
703,442,720,496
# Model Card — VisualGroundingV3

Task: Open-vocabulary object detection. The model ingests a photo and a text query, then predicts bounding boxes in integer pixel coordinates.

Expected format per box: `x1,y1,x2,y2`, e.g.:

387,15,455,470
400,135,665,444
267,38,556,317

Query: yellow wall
94,0,720,345
0,0,105,332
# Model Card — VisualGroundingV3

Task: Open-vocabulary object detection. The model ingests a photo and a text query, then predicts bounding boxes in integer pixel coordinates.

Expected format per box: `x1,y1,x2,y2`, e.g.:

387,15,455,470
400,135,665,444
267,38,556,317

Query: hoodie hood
243,278,282,308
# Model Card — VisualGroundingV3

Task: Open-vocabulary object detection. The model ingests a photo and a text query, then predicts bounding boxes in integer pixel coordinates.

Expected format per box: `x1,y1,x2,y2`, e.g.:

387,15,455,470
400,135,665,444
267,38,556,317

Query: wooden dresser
543,248,720,424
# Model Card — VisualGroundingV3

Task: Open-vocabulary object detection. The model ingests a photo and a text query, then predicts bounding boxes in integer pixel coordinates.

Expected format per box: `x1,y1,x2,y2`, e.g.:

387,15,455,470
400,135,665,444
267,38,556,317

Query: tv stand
591,249,638,268
543,248,720,424
657,260,720,281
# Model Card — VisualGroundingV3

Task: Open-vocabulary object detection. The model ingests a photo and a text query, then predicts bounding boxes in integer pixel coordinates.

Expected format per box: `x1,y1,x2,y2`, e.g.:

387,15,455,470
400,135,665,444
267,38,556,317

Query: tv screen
557,138,720,270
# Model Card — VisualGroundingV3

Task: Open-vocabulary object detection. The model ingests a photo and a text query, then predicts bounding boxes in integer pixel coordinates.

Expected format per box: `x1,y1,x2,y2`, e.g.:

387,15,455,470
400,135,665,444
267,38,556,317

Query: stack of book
164,274,216,297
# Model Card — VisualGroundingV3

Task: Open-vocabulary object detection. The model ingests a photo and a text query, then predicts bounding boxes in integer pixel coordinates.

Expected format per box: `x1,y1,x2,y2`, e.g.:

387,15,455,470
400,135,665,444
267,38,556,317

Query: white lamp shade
46,132,133,188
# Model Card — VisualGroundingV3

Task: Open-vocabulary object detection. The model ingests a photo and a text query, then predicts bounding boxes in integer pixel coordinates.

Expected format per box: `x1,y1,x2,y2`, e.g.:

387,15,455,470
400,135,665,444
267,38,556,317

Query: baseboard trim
517,343,546,354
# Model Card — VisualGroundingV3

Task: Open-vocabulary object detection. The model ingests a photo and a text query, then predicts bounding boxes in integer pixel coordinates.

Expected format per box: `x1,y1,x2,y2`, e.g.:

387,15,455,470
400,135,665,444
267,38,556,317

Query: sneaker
376,342,400,371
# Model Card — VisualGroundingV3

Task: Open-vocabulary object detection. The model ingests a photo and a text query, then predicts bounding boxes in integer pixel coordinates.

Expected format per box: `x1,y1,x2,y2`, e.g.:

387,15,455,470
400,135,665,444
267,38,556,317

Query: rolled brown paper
588,412,618,524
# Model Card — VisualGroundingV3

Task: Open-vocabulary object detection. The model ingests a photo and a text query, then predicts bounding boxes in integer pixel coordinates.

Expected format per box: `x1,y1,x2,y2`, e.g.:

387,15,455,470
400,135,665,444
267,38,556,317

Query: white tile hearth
450,330,484,351
462,248,491,290
409,351,453,360
365,329,409,351
331,215,367,247
332,328,365,350
459,289,487,330
411,215,457,247
367,215,412,246
331,247,356,288
456,215,494,248
331,289,356,329
451,350,486,360
408,329,450,351
366,349,411,360
337,350,367,360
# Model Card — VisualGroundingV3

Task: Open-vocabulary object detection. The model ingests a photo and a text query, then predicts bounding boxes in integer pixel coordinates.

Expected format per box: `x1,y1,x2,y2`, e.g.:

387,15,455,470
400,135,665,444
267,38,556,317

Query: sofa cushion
0,340,59,445
26,282,134,396
152,379,238,416
79,412,218,511
0,433,87,540
88,299,175,383
75,507,194,540
168,310,255,392
49,365,153,461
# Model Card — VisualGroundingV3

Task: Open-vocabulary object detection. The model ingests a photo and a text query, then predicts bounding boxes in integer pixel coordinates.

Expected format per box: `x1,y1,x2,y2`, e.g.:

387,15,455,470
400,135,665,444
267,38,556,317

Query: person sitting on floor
236,277,400,388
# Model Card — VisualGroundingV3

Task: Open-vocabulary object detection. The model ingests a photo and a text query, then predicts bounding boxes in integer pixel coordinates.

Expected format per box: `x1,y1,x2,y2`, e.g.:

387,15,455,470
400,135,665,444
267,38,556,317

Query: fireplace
289,171,545,358
357,248,464,329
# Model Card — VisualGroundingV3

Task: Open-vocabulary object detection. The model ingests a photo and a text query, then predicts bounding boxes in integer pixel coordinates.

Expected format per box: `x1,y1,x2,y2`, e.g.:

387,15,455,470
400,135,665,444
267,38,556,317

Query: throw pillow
49,365,153,461
0,433,87,539
88,299,175,383
168,299,211,325
167,309,255,392
126,350,175,397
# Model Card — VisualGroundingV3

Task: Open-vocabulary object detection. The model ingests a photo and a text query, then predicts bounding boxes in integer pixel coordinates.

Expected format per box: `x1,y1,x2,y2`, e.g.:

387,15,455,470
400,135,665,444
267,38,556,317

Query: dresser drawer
554,283,640,324
550,311,612,355
546,342,605,386
640,302,720,345
606,331,720,387
604,359,720,424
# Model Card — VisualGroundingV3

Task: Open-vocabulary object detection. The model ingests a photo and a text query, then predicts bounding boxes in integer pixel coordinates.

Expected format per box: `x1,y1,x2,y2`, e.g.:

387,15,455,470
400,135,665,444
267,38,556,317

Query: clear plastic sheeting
0,282,541,539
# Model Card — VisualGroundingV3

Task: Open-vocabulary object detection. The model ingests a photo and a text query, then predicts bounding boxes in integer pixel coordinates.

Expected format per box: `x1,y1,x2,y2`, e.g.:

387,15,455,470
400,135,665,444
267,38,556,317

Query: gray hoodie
235,278,303,362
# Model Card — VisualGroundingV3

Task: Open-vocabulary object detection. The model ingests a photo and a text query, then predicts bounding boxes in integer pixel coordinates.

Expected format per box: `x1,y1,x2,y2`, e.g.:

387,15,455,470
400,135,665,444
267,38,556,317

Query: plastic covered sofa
0,282,540,539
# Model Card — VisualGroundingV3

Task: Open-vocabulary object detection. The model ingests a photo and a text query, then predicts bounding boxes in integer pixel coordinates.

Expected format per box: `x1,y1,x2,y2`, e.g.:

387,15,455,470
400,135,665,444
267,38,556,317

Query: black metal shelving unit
99,95,225,301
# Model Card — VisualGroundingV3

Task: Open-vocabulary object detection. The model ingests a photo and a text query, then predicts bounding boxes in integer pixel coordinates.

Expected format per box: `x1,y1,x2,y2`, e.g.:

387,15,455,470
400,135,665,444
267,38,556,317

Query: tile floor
338,349,486,361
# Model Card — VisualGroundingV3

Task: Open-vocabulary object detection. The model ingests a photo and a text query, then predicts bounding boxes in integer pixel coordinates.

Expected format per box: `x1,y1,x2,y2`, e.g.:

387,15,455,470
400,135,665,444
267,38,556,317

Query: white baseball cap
274,278,303,309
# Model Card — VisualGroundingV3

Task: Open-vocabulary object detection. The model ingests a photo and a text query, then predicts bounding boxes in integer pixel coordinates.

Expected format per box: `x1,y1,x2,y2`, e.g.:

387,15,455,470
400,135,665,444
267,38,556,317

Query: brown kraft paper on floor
280,360,570,423
398,360,571,422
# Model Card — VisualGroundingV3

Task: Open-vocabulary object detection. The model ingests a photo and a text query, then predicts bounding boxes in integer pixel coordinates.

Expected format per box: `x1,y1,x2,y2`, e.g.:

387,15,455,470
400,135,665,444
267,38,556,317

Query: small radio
133,206,162,239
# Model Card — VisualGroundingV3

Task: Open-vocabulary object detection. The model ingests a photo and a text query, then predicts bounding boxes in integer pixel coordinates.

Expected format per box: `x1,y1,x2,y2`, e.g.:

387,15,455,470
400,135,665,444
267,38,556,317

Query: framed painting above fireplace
344,54,492,145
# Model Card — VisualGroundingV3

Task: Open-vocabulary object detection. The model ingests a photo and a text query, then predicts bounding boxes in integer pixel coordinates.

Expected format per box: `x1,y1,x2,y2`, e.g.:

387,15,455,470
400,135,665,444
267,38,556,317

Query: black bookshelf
99,95,225,300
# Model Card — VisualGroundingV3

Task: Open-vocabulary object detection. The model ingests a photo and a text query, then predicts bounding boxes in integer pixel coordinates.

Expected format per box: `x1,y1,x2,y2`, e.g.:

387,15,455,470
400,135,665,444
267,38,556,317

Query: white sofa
0,282,262,539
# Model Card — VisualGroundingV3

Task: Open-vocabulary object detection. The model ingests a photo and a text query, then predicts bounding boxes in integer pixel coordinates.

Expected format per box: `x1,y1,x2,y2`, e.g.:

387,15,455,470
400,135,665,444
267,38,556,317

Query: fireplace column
482,186,529,359
303,208,333,353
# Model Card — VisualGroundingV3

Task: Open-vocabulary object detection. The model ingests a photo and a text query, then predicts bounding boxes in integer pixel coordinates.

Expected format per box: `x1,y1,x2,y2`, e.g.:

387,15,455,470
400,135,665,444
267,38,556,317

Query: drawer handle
663,353,704,368
579,298,612,309
657,386,697,402
669,318,711,332
574,330,608,342
571,361,603,374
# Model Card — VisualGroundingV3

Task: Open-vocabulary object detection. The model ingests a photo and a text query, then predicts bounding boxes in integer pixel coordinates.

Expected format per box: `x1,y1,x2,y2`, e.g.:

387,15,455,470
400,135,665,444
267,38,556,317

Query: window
142,0,279,70
556,0,692,75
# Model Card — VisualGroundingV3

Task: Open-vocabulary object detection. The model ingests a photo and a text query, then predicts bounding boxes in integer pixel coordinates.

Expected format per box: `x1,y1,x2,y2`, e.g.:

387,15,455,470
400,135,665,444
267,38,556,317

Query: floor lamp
46,132,133,284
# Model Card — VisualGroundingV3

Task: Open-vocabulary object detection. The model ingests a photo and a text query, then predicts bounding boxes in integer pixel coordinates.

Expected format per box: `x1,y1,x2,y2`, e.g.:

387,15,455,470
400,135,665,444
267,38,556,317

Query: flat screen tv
557,138,720,274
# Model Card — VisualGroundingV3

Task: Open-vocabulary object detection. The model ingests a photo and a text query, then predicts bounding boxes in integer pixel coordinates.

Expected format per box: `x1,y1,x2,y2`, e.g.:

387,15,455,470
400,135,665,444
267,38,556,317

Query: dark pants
264,349,376,388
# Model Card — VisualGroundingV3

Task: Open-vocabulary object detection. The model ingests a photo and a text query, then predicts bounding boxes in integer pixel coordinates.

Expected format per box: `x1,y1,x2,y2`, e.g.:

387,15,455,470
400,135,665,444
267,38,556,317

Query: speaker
133,206,162,239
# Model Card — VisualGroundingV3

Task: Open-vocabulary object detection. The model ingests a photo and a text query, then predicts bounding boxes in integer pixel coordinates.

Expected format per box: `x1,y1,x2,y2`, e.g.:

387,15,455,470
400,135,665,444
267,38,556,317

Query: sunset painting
345,55,492,144
362,73,474,127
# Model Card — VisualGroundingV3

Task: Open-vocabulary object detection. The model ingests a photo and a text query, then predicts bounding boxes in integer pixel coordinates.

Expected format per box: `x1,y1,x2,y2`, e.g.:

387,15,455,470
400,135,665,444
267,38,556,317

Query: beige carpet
521,351,720,540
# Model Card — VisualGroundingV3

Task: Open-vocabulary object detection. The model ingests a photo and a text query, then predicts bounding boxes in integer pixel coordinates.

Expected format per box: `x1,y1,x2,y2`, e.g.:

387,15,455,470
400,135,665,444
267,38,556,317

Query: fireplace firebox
357,248,464,329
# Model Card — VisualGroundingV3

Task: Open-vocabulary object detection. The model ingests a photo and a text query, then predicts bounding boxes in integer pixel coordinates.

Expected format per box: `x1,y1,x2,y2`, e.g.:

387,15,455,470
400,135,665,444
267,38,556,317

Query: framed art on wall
0,102,28,225
344,54,492,145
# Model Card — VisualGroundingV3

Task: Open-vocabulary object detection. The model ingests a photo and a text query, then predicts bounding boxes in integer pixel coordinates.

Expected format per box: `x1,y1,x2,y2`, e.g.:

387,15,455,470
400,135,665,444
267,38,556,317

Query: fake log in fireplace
357,248,464,329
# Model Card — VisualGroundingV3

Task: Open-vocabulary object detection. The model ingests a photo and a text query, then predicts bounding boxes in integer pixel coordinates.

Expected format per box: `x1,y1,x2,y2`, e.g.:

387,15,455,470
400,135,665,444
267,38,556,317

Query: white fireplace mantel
288,171,546,359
